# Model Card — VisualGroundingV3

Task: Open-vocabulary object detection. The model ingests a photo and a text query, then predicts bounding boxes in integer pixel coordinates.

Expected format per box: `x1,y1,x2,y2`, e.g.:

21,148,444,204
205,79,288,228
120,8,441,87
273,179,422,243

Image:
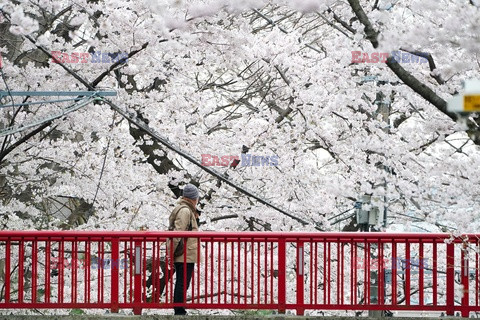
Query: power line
0,91,116,137
92,112,116,206
8,24,320,230
0,97,84,108
0,95,98,137
0,91,117,97
103,98,315,228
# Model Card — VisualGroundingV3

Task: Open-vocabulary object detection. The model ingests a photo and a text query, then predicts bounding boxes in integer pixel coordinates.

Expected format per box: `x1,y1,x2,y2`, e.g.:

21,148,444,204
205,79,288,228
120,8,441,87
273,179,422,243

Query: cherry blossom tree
0,0,479,235
1,0,480,316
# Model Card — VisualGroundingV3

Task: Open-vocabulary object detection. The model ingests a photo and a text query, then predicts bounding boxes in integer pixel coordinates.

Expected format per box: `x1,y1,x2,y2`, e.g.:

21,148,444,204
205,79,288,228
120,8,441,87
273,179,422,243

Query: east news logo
201,154,279,167
351,50,428,63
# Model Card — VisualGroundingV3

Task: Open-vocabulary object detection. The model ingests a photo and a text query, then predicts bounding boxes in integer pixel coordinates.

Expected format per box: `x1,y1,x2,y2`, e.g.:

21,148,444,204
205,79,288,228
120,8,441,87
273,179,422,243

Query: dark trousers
145,257,176,302
173,262,194,315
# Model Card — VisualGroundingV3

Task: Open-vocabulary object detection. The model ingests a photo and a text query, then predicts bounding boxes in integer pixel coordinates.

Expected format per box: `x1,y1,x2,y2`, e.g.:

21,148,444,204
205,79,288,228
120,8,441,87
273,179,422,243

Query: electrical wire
103,98,315,228
0,95,98,137
92,112,116,206
0,97,84,109
0,62,15,153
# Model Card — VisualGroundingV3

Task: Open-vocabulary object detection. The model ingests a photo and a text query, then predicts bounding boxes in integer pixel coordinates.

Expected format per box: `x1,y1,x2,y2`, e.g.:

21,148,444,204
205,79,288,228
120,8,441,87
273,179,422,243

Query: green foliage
233,309,277,316
69,309,85,315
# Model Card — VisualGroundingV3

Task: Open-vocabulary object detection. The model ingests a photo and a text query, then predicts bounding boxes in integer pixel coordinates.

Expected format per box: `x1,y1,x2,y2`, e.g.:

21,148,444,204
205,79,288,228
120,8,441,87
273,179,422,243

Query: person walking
168,183,200,315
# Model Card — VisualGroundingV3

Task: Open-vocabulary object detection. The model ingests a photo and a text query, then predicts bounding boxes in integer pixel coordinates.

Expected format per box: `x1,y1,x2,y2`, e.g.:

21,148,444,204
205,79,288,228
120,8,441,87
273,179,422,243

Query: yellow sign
464,95,480,111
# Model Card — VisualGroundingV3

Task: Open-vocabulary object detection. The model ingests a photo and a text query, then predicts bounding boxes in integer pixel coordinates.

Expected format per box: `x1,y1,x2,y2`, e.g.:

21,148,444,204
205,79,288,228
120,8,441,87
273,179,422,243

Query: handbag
174,239,185,257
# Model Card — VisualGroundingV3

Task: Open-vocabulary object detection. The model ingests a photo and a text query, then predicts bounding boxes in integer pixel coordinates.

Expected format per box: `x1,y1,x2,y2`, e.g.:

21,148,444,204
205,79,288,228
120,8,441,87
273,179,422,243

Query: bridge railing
0,231,478,317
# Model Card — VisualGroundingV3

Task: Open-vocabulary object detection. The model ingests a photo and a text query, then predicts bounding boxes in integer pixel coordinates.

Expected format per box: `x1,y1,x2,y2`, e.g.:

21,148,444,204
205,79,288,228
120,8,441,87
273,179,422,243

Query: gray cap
183,183,199,200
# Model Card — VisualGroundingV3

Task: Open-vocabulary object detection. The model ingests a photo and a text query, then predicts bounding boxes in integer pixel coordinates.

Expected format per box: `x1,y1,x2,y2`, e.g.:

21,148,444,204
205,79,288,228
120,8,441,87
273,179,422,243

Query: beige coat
168,198,199,263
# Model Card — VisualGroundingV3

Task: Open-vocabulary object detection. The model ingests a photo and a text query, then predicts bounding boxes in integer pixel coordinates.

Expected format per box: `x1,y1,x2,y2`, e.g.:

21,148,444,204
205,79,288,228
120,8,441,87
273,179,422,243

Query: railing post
5,240,10,304
278,238,286,314
296,241,305,315
446,241,455,316
19,240,24,303
461,242,469,318
133,240,143,315
368,242,382,318
111,239,119,313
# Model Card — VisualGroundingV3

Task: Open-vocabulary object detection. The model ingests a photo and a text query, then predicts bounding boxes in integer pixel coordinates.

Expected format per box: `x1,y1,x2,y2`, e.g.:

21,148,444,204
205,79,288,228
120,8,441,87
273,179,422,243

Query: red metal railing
0,231,478,317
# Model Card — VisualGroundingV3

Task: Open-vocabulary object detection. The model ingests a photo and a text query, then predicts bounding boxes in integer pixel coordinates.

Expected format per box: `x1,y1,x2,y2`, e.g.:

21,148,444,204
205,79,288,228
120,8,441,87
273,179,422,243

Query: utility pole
375,89,392,229
357,74,392,317
355,194,382,317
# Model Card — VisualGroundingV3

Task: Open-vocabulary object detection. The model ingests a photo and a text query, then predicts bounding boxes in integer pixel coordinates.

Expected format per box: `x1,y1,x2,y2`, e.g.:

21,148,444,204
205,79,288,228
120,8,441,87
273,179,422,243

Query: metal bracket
0,91,117,98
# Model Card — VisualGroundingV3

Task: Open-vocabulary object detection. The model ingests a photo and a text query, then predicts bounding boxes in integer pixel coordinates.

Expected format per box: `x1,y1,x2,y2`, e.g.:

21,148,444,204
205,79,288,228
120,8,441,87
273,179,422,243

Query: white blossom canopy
0,0,479,233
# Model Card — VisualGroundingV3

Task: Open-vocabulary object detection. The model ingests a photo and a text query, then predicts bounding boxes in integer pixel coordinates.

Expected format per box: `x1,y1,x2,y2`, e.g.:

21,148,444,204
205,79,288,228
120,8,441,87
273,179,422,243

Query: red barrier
0,231,478,317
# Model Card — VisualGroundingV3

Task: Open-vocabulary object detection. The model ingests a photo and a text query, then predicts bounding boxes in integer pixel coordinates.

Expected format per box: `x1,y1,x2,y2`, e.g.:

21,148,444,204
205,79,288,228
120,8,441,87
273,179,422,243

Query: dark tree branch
208,214,239,224
327,8,356,34
0,121,52,165
393,113,410,128
346,0,379,48
385,57,456,121
399,48,445,85
345,0,480,145
90,41,154,87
